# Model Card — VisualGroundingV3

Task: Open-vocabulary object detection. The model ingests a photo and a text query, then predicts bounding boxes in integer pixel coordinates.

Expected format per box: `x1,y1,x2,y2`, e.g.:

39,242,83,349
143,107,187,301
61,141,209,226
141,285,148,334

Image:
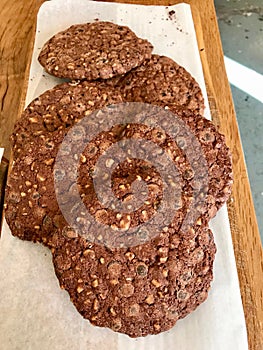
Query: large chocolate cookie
6,101,232,247
51,222,216,337
38,22,153,80
5,110,194,247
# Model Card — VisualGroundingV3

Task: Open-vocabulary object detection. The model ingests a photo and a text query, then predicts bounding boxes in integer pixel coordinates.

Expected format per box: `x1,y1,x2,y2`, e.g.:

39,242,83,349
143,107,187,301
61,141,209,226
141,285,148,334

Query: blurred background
214,0,263,243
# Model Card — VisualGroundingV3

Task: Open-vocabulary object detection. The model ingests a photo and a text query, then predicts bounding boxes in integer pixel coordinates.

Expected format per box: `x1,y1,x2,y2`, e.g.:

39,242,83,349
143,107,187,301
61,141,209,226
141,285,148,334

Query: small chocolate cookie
38,22,153,80
113,55,205,115
51,223,216,337
11,80,124,158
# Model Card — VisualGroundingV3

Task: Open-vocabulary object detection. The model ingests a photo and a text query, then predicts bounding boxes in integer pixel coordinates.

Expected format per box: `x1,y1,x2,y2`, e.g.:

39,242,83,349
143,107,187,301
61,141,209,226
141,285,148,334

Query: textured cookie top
113,55,205,115
51,223,216,337
165,113,233,217
5,114,194,247
38,22,153,80
11,80,124,158
12,55,204,156
8,78,232,249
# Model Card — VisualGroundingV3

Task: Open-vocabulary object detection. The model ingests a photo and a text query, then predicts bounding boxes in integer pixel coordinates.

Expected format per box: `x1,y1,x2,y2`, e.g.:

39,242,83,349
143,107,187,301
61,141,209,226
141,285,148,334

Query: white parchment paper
0,1,248,349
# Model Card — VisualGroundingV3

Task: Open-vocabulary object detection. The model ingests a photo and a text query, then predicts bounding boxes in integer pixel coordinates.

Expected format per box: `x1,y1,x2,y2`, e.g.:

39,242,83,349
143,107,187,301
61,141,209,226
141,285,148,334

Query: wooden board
0,0,262,349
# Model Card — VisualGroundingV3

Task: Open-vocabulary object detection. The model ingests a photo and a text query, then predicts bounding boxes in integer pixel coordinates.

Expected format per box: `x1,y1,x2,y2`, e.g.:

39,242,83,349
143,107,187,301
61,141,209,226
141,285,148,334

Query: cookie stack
5,22,232,337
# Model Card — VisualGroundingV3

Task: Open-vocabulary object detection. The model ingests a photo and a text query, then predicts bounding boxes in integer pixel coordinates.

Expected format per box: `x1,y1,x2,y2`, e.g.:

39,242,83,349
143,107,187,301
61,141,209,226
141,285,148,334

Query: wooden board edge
188,2,263,350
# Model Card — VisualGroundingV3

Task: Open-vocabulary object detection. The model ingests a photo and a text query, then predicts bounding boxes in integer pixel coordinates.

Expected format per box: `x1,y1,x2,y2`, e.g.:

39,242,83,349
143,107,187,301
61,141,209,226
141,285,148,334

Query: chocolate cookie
38,22,153,80
112,54,205,115
5,110,194,247
51,222,216,337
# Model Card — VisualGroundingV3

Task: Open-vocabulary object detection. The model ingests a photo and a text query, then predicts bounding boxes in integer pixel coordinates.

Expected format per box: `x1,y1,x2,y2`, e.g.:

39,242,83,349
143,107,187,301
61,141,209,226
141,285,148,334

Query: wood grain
187,5,263,350
0,0,44,160
0,0,262,349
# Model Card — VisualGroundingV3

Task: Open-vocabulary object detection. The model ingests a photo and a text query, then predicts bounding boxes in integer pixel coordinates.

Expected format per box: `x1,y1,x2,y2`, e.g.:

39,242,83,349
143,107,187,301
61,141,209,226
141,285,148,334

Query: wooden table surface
0,0,262,349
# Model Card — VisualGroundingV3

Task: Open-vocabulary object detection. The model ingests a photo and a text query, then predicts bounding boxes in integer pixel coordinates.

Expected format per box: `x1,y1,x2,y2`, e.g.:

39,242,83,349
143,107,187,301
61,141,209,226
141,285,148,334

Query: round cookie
113,54,205,115
51,222,216,337
38,22,153,80
11,80,124,158
5,118,194,247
